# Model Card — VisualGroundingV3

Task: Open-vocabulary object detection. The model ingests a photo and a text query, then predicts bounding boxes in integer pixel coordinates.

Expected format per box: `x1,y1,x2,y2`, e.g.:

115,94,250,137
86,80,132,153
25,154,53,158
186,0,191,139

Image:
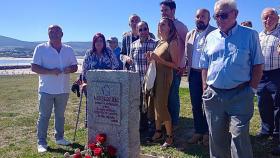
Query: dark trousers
257,68,280,135
168,70,181,126
188,69,208,134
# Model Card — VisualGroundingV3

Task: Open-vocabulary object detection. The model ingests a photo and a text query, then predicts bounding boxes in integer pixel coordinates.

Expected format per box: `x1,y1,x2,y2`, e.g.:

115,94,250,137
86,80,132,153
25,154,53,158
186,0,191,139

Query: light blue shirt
200,24,264,89
192,27,208,69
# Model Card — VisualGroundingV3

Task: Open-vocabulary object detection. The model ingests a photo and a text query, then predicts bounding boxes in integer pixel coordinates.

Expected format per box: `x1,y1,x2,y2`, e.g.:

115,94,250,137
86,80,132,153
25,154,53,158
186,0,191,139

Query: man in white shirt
31,25,78,153
185,8,216,146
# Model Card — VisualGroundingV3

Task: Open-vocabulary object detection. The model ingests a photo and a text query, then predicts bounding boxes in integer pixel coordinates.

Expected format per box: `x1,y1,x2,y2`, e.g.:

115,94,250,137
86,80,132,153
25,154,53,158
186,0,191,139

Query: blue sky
1,0,279,42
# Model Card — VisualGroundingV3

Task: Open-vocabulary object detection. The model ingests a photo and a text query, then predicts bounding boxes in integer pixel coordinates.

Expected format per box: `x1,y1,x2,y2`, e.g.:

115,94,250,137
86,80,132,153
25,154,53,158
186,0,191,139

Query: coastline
0,64,83,75
0,65,189,88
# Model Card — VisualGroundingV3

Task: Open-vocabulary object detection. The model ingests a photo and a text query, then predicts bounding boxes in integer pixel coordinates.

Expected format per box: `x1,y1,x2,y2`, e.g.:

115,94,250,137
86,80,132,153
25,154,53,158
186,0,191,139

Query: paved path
180,76,189,88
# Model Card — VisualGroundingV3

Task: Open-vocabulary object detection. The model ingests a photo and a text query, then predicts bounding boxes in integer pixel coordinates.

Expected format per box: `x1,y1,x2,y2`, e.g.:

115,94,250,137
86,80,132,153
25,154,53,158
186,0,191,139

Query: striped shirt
120,31,155,70
259,24,280,71
130,38,157,85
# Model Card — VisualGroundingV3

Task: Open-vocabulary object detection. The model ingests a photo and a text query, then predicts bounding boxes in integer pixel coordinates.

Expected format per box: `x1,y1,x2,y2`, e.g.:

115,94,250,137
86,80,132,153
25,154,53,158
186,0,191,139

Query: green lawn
0,74,277,158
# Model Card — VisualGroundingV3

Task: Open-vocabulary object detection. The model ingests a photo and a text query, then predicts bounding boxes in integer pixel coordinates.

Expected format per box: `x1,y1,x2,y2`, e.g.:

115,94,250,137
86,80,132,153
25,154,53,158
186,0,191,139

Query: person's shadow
48,142,84,155
141,116,210,158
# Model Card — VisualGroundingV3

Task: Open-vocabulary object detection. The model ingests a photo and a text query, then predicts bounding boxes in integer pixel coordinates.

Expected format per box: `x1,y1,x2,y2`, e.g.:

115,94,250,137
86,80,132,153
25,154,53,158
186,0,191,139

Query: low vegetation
0,74,277,158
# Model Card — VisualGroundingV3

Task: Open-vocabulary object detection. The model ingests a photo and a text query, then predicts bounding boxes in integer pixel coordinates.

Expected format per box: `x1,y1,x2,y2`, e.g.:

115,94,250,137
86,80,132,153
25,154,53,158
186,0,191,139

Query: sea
0,57,83,66
0,58,33,66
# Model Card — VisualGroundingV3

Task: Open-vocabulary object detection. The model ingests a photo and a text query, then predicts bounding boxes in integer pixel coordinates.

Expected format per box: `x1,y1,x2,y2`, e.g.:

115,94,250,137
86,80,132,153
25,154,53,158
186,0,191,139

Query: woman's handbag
144,60,156,91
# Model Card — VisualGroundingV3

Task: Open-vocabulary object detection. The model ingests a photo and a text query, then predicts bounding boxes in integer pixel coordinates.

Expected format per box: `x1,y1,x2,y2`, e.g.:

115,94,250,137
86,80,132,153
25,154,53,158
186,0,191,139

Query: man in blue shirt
199,0,264,157
107,37,123,70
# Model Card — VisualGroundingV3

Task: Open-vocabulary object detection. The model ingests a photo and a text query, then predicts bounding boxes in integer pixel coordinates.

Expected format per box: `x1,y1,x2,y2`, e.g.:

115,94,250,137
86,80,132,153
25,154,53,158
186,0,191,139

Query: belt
191,68,201,72
209,82,249,91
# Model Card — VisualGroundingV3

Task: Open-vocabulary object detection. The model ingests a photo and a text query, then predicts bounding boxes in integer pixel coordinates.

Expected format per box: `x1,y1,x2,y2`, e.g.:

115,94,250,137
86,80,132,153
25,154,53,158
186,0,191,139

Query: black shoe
255,133,270,139
272,134,279,142
84,121,87,128
271,146,280,156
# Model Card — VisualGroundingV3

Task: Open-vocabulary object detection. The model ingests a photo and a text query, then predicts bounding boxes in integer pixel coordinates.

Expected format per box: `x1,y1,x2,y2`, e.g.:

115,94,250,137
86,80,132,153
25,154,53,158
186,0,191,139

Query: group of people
31,0,280,157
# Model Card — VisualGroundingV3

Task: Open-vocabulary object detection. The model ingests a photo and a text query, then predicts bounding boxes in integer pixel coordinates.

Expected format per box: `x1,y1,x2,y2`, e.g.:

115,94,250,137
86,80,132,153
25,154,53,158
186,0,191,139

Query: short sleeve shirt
32,42,78,94
200,24,264,89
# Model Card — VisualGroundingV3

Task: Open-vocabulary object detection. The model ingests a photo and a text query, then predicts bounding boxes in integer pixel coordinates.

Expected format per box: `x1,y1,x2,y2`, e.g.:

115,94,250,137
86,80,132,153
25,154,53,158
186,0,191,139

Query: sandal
161,135,173,148
147,130,163,143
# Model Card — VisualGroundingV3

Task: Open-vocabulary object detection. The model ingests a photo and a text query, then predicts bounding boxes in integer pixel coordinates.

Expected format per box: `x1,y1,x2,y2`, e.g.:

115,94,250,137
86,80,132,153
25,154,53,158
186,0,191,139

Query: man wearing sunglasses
200,0,264,157
121,14,155,70
128,21,157,135
185,8,216,146
257,8,280,156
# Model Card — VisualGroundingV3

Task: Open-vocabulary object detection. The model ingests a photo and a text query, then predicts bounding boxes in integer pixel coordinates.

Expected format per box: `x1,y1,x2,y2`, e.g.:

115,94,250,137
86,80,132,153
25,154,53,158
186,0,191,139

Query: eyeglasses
213,10,233,20
139,27,148,32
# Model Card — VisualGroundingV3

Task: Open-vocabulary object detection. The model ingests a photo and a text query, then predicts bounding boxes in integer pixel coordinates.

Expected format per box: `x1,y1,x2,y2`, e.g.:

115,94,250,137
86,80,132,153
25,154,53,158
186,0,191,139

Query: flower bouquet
64,133,117,158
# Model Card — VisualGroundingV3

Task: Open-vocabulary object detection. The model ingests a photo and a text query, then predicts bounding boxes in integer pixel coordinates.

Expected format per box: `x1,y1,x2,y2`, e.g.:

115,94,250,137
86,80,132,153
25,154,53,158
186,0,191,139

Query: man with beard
185,9,216,146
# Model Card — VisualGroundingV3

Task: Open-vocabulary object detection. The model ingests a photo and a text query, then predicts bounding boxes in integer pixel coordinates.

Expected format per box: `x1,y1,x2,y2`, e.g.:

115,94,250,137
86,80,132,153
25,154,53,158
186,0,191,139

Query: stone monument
87,70,140,158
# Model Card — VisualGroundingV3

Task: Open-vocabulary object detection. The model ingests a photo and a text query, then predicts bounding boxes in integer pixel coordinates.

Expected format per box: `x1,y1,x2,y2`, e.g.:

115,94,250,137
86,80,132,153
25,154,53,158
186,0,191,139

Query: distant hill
0,35,93,57
0,35,38,49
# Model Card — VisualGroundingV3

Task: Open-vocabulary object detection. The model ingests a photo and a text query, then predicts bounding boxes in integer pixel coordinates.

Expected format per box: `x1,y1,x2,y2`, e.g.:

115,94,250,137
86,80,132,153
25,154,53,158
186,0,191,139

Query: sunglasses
213,10,233,20
139,27,148,32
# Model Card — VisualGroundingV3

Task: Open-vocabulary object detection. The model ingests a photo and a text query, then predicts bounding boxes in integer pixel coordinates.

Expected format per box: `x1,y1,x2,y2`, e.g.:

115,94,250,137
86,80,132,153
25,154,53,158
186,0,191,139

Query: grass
0,74,278,158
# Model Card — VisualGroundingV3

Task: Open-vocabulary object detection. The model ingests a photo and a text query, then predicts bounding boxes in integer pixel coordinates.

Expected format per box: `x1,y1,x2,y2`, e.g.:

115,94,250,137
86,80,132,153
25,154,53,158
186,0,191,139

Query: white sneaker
56,138,71,146
37,144,47,153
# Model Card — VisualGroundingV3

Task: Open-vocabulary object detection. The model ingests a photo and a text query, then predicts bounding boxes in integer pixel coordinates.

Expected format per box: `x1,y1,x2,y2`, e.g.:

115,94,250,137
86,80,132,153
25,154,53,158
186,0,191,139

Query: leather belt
209,82,249,91
191,68,201,72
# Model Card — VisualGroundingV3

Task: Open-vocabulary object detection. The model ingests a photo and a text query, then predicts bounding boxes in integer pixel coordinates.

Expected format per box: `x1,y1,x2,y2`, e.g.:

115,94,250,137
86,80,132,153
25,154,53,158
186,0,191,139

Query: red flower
73,152,82,158
93,147,103,156
95,133,106,144
85,155,92,158
107,145,117,156
88,143,97,150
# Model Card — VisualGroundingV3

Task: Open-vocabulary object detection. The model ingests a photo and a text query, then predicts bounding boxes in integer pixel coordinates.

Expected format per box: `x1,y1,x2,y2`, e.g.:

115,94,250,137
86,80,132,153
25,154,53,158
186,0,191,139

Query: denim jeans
37,92,69,145
188,69,208,134
257,69,280,135
203,85,254,158
168,70,181,126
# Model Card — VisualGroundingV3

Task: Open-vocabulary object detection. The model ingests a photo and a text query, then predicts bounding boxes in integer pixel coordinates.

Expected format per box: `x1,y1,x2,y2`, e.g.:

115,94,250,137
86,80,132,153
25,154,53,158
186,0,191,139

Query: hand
75,79,82,85
81,83,87,93
145,51,152,61
176,67,186,76
202,84,208,93
63,66,72,74
150,53,159,61
126,57,133,65
51,68,62,75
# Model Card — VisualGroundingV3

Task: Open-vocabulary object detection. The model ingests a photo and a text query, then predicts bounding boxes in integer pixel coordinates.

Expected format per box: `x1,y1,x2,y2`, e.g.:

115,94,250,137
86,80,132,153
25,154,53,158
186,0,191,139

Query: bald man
31,25,78,153
257,8,280,142
185,8,216,146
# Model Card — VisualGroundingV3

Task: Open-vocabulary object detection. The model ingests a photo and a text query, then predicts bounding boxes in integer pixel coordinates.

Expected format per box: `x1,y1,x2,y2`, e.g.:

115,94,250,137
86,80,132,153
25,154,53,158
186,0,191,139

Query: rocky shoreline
0,65,31,70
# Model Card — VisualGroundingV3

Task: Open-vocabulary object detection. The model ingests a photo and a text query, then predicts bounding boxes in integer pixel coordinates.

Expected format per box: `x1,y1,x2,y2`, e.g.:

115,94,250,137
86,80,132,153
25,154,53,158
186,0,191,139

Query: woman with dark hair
80,33,119,127
82,33,119,82
147,17,179,147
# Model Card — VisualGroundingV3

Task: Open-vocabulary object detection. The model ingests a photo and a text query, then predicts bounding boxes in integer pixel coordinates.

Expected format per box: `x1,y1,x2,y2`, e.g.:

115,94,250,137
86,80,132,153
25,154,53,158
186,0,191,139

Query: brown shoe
187,133,202,144
202,134,209,146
